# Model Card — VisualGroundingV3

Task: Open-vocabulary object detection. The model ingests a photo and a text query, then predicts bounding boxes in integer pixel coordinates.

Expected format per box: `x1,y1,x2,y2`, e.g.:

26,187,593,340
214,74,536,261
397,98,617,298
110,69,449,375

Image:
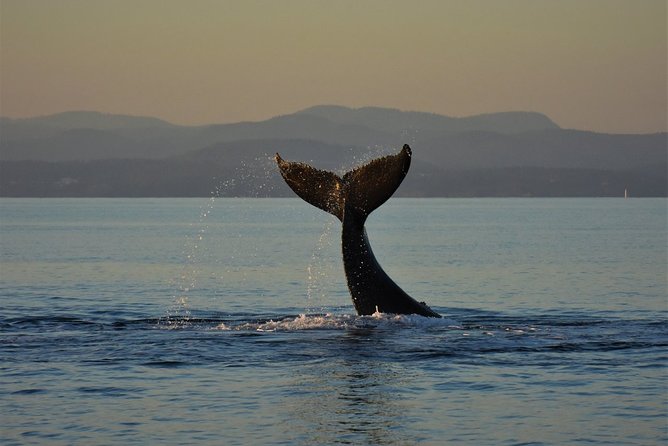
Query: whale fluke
342,145,412,222
276,144,441,318
275,153,345,221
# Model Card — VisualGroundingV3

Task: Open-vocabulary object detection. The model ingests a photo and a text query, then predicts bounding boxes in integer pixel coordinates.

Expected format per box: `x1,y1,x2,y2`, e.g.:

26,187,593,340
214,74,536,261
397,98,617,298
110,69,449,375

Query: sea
1,197,666,445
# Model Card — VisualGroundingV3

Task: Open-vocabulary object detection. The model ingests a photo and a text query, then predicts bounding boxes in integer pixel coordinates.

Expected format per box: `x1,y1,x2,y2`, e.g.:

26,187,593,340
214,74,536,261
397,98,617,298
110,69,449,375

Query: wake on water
154,310,461,332
215,312,461,332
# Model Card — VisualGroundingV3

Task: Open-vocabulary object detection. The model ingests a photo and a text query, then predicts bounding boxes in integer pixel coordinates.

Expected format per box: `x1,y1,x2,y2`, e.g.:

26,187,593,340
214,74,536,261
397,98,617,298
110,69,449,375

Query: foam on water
215,311,460,332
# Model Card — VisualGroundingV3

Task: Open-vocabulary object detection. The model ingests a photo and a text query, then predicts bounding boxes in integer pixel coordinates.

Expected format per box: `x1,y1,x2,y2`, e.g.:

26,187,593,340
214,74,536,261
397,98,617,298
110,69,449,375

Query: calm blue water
1,198,666,445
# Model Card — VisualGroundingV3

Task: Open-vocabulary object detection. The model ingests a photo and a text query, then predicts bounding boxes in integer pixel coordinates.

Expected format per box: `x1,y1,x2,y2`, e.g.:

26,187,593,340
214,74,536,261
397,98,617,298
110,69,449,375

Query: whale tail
276,144,440,318
275,144,412,222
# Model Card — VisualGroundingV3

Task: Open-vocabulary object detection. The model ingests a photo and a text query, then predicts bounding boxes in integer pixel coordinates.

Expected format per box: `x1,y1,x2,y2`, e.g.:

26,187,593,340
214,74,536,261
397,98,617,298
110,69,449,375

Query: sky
1,0,666,133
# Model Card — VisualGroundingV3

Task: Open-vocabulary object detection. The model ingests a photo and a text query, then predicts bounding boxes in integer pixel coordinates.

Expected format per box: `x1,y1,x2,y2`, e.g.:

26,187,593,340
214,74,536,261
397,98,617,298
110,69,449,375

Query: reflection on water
285,328,419,446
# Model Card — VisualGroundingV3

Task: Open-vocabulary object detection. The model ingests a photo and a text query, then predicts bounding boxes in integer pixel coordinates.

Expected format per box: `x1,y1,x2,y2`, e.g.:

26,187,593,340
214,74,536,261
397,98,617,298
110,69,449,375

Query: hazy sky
1,0,666,133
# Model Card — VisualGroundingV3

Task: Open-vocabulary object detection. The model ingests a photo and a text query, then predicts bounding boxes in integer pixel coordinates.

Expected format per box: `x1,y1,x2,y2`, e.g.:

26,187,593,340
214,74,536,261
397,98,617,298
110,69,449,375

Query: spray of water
306,218,336,313
216,312,459,332
233,155,279,198
163,144,413,325
162,155,280,325
163,189,221,326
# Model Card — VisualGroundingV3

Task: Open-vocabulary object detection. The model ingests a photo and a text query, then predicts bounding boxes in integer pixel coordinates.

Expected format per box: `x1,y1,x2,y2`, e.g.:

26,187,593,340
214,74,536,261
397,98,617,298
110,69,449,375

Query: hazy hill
0,105,560,161
194,113,395,150
0,112,177,141
7,110,175,130
0,105,666,196
418,129,665,170
296,105,559,137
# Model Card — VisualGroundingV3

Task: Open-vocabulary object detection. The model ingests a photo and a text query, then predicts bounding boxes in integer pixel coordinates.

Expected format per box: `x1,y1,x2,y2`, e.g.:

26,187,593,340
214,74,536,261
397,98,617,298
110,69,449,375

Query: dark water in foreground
1,198,666,445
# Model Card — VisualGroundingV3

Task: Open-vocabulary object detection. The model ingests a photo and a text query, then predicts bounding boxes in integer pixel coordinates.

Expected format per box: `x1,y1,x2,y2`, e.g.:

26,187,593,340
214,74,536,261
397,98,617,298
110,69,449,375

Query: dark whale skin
276,144,440,318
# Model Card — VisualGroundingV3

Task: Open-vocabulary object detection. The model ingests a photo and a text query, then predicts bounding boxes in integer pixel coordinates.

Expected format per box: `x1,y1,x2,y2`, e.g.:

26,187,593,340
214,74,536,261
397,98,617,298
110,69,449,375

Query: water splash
400,127,419,147
163,145,416,326
163,155,283,325
336,145,390,175
230,155,279,197
164,192,220,326
306,218,337,313
214,312,460,332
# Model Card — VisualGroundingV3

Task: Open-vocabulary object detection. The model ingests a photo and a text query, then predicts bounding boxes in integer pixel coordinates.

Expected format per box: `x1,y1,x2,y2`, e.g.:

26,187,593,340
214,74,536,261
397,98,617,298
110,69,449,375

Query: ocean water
1,197,666,445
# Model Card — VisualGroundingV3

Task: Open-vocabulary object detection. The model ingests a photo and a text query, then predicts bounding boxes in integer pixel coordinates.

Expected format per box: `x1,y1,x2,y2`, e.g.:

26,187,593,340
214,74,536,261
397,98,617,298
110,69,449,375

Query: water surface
1,198,666,445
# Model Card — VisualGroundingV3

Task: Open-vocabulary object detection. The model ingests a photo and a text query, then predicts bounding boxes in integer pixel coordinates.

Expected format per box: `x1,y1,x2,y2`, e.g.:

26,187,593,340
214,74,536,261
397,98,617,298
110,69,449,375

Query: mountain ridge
295,105,560,136
1,105,665,196
1,105,559,132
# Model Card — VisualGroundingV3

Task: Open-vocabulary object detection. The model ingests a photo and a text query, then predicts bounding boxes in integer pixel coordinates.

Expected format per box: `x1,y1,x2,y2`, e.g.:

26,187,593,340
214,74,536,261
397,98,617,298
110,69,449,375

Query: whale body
275,144,440,318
